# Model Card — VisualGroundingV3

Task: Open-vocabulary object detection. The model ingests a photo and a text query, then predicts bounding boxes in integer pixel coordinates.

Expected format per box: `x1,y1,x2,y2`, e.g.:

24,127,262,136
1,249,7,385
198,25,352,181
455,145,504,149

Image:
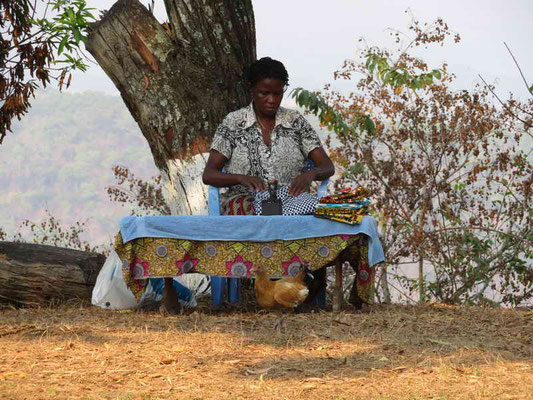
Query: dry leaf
245,366,273,375
305,377,324,382
332,318,351,326
391,366,407,372
1,371,27,379
429,339,453,346
107,374,121,382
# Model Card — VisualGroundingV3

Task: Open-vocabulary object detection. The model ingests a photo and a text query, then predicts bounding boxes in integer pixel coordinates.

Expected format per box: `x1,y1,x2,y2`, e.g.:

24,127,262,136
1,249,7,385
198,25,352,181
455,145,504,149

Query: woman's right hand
203,150,266,191
237,175,267,192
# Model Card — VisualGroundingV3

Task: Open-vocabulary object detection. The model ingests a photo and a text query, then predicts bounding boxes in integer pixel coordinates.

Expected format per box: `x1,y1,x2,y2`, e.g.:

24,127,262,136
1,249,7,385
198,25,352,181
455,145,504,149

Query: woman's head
247,57,289,118
247,57,289,88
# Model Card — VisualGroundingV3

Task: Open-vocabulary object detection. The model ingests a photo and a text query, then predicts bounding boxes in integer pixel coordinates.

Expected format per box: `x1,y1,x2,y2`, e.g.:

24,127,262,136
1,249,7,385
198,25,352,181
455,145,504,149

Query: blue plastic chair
208,176,330,308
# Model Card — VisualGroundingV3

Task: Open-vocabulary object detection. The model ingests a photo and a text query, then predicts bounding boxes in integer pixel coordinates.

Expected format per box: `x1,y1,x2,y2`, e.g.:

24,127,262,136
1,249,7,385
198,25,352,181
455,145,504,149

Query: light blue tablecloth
120,215,385,266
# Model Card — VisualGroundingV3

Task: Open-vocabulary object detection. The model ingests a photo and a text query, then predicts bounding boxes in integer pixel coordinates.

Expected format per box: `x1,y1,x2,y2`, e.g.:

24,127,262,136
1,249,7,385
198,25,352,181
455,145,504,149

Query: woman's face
251,78,285,118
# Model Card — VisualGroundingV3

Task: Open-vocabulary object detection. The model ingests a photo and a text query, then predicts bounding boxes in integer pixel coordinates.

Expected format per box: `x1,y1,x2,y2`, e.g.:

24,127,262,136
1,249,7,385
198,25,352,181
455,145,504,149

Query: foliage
107,165,171,216
1,205,112,255
10,208,111,254
293,18,533,306
0,93,164,254
0,90,159,248
31,0,95,73
493,43,533,142
0,0,95,143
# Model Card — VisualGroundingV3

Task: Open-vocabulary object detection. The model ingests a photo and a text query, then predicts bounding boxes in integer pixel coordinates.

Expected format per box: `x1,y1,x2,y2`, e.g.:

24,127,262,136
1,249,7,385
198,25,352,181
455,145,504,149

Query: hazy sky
76,0,533,101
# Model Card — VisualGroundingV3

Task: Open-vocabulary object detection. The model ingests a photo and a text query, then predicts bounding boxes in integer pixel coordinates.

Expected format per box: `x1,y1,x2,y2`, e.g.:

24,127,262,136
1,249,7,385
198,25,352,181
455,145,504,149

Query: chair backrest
208,184,222,215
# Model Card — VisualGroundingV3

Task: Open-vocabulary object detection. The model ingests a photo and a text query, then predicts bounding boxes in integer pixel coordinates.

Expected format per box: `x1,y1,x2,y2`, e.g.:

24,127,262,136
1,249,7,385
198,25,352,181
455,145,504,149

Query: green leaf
73,27,82,43
58,35,69,55
364,116,375,134
299,90,309,107
432,69,442,80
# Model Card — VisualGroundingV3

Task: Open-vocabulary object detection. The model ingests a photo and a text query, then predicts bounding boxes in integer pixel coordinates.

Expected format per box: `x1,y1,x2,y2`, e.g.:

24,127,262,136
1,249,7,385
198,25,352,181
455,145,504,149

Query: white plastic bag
92,250,137,310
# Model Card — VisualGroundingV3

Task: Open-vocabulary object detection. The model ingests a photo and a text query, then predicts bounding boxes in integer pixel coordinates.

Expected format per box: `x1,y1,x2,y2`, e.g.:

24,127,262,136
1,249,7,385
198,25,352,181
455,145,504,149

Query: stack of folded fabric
314,187,370,224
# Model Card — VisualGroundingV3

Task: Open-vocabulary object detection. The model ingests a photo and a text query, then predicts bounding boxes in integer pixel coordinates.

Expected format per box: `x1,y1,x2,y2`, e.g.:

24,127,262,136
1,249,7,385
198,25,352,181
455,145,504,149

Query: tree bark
86,0,256,215
0,241,105,306
379,265,392,303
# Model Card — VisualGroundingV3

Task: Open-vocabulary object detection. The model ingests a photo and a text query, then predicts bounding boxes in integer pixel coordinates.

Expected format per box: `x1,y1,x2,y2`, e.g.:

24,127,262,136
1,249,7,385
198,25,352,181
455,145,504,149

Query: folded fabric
319,187,369,204
315,208,368,217
315,199,370,210
314,187,371,225
314,213,365,225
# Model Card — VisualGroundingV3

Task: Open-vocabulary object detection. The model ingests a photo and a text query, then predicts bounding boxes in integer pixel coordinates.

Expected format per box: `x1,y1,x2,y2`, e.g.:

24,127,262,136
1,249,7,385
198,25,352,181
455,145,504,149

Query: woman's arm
202,150,267,191
289,147,335,196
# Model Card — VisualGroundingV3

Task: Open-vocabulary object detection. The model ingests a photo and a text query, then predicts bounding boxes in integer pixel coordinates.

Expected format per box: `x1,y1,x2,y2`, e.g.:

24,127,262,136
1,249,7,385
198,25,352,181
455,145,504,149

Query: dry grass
0,302,532,400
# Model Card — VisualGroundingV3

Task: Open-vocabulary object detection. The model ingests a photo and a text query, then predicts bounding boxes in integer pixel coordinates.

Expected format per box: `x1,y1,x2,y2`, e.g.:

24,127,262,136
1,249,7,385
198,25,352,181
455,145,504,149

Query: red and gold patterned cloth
114,232,375,304
318,187,369,204
220,194,256,215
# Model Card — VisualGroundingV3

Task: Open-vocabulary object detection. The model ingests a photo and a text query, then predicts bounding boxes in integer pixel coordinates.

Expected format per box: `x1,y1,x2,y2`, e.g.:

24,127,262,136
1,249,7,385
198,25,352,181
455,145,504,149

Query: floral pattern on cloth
113,232,372,301
210,103,322,205
226,255,253,277
176,254,199,274
354,241,374,305
336,235,375,305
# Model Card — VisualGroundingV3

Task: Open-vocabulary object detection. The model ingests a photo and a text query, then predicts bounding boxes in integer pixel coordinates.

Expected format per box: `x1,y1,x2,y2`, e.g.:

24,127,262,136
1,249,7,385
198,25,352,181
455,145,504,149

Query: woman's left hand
289,170,316,196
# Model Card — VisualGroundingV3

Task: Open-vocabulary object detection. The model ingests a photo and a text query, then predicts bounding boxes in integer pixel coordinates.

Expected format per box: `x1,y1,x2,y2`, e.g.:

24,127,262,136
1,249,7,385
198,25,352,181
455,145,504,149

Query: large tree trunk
86,0,256,214
0,241,105,306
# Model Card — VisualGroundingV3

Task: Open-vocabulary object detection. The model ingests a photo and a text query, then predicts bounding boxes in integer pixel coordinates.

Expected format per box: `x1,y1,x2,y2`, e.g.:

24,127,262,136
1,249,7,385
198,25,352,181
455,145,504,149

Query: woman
202,57,335,215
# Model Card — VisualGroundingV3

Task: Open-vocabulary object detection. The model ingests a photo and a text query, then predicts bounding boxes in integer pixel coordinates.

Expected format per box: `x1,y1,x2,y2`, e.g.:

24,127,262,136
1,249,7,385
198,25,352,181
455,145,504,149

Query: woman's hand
289,170,316,196
238,175,267,192
288,147,336,196
203,151,266,191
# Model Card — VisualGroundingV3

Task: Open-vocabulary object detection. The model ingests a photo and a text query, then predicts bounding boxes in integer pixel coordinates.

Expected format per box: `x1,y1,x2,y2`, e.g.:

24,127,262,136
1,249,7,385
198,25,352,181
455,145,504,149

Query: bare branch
504,42,532,95
478,74,533,139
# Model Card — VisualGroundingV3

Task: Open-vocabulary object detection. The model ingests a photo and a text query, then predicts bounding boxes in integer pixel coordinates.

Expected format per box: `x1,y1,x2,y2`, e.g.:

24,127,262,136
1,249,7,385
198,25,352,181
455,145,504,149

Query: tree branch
504,42,532,95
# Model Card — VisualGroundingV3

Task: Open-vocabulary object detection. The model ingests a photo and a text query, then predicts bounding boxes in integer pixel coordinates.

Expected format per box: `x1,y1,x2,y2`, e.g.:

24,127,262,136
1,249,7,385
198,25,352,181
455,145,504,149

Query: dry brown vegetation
0,303,532,400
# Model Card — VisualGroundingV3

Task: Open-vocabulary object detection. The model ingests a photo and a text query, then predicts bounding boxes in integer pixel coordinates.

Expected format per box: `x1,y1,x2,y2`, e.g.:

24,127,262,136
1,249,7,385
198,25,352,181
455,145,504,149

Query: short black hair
246,57,289,87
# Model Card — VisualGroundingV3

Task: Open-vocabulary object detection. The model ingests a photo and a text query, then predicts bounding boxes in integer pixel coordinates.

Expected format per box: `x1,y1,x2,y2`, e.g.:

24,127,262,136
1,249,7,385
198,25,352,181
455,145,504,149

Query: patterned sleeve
295,113,322,157
210,121,234,160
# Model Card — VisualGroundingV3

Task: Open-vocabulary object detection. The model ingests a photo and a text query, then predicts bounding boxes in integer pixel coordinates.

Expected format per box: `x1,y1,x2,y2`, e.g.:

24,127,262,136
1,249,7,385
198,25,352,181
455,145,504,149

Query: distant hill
0,90,332,248
0,89,159,247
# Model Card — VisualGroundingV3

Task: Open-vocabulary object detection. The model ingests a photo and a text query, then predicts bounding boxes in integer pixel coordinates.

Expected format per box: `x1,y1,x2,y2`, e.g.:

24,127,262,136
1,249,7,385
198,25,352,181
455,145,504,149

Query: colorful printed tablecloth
115,233,375,303
114,215,385,303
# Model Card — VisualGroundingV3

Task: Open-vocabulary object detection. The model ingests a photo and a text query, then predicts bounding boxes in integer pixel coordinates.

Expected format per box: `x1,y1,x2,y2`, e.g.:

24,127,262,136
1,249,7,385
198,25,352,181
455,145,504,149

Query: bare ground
0,302,532,400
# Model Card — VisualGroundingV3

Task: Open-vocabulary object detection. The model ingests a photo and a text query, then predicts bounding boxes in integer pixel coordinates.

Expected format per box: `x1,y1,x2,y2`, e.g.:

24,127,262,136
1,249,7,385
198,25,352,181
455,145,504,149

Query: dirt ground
0,302,532,400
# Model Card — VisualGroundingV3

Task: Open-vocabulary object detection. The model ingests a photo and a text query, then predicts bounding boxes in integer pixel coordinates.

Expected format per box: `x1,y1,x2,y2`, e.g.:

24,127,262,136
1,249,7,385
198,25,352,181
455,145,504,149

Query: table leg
333,260,343,312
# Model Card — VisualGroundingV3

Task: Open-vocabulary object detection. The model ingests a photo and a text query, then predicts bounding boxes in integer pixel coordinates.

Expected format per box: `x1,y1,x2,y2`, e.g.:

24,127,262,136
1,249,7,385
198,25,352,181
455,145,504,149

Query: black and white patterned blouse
211,103,323,201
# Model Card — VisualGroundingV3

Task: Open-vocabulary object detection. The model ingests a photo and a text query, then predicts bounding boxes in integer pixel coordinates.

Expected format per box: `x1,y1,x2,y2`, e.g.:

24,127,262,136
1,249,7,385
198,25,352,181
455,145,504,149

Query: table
115,215,385,310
